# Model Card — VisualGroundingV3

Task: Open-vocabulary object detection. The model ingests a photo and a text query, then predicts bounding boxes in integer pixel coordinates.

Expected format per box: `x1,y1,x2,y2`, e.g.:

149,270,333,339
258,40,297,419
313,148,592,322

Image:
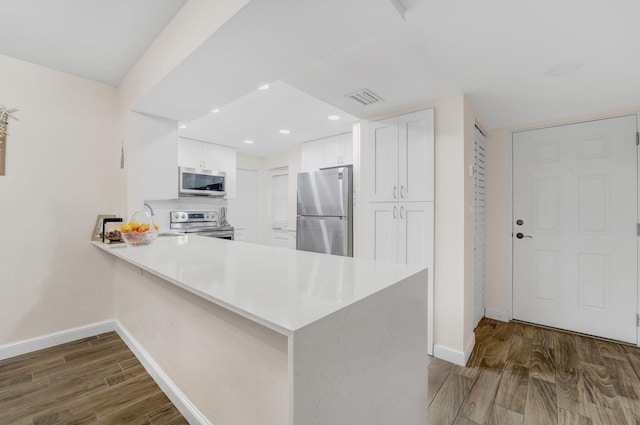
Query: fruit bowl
120,211,159,246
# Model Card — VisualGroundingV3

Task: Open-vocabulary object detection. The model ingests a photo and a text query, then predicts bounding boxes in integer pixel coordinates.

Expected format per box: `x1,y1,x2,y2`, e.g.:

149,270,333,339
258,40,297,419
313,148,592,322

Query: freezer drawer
296,216,352,257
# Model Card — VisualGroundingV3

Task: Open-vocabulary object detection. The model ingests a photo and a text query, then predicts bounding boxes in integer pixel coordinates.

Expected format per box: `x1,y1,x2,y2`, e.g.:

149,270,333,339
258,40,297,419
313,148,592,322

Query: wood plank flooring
428,318,640,425
4,319,640,425
0,332,187,425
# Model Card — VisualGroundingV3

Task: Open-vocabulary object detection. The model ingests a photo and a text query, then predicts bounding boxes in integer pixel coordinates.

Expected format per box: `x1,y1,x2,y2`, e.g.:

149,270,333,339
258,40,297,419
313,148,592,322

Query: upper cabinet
368,109,434,202
178,137,237,199
140,114,178,201
178,137,223,170
301,132,353,172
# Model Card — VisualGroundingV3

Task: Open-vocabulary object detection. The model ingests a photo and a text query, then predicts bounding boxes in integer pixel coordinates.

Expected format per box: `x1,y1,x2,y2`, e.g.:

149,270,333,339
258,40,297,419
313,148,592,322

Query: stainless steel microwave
178,167,226,197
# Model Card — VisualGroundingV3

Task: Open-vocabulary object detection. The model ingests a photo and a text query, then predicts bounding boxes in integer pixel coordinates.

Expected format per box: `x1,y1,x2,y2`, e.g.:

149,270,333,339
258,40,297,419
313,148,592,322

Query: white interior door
227,168,260,243
513,115,638,343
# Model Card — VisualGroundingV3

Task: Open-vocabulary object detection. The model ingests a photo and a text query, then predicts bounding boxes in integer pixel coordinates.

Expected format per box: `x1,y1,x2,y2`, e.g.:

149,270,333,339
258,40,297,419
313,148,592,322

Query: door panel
297,168,350,217
399,202,434,267
296,216,348,256
399,109,434,202
513,115,638,343
369,118,399,202
368,203,398,263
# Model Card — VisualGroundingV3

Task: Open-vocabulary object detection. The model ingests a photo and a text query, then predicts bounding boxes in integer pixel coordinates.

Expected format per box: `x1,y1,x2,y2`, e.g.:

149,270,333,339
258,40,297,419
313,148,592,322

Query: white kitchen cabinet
234,228,247,241
270,228,290,248
368,201,433,267
369,109,434,202
222,146,237,199
178,137,223,170
301,132,353,171
140,114,178,200
177,138,202,169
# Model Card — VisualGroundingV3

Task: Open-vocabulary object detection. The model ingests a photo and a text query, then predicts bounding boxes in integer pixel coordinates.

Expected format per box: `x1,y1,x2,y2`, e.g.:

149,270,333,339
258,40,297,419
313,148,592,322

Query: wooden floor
428,318,640,425
0,332,187,425
5,320,640,425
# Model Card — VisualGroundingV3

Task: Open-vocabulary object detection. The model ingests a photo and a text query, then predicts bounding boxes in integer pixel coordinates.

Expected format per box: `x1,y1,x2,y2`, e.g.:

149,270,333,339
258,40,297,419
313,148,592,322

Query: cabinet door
341,132,354,165
222,146,237,199
367,203,399,263
178,138,202,169
322,136,342,167
369,118,399,202
398,109,434,202
301,140,323,171
201,142,223,170
398,202,434,267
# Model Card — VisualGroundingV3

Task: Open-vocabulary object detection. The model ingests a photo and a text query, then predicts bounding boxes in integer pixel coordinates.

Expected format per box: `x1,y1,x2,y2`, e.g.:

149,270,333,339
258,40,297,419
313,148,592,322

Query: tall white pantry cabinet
368,109,434,269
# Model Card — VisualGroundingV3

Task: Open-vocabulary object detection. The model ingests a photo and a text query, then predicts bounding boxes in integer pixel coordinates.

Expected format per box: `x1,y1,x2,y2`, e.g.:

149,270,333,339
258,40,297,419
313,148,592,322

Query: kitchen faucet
144,202,155,217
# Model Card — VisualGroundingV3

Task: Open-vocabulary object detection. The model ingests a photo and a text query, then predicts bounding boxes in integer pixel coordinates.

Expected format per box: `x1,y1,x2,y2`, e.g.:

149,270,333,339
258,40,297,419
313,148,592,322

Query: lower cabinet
270,228,296,249
368,201,433,267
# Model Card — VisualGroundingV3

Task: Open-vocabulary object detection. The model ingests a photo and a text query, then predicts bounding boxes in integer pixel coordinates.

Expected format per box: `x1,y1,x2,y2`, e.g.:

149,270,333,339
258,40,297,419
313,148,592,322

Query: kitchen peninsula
94,235,428,425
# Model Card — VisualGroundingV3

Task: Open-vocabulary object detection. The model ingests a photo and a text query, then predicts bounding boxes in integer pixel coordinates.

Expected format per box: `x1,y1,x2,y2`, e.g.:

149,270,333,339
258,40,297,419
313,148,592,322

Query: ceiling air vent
347,89,384,106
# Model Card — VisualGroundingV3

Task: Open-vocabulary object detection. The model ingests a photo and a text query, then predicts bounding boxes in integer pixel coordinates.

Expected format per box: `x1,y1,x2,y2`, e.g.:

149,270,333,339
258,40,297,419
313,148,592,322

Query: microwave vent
347,89,384,106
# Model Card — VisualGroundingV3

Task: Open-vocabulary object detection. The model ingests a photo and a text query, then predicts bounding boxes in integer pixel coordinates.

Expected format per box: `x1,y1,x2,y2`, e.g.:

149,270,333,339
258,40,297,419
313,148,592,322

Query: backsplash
145,198,228,232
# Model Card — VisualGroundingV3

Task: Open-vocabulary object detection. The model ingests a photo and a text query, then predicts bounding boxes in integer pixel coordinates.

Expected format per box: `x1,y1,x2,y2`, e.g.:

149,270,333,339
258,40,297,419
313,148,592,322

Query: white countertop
94,236,424,335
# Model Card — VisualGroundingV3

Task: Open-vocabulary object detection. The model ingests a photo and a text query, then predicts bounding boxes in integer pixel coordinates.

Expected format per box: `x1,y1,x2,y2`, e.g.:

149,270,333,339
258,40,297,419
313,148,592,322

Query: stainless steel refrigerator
296,166,353,257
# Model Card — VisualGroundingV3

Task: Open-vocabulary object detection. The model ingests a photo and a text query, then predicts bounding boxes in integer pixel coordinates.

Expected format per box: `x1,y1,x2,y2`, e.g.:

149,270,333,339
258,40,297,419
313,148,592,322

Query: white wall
485,105,640,319
0,54,120,345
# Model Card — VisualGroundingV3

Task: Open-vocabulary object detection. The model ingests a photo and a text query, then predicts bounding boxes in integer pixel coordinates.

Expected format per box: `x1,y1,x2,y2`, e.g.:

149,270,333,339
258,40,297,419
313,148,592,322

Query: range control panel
170,210,218,224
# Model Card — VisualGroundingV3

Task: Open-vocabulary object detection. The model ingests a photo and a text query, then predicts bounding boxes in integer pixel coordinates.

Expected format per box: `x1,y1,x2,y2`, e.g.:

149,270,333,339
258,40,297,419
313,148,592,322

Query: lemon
153,223,160,231
128,221,139,229
120,224,132,233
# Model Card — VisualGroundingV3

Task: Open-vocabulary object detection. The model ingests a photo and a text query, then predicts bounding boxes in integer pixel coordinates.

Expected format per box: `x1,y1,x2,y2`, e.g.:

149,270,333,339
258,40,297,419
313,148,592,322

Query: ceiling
1,0,640,155
0,0,186,86
179,81,358,156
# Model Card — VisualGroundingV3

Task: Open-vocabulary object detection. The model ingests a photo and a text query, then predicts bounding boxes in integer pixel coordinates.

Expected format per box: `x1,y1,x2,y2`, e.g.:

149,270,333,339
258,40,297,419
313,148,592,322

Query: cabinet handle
400,185,405,198
400,205,405,219
393,206,397,219
393,186,397,199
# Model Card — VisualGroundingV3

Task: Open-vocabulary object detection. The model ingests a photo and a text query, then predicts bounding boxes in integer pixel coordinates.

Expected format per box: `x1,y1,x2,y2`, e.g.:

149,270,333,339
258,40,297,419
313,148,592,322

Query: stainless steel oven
170,210,234,240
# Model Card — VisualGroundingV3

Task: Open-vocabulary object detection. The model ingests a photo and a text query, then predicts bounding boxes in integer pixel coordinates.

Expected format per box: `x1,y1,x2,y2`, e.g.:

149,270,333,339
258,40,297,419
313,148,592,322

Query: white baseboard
0,320,210,425
485,309,510,322
433,344,464,366
434,334,476,367
464,334,476,364
0,320,116,361
114,322,211,425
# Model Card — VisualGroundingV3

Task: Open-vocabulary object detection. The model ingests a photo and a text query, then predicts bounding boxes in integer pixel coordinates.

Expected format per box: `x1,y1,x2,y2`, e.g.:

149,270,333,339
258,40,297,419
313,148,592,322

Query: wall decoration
0,104,19,176
102,218,124,244
92,214,116,241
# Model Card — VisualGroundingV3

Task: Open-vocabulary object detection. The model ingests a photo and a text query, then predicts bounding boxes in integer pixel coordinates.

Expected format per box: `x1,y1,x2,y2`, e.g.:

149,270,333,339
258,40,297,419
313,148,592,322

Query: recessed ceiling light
244,140,254,144
279,129,291,134
328,115,341,121
179,124,187,129
210,108,220,113
258,83,270,90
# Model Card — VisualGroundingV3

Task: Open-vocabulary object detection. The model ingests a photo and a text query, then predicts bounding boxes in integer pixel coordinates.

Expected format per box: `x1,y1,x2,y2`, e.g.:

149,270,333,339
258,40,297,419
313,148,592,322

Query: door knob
516,233,533,239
